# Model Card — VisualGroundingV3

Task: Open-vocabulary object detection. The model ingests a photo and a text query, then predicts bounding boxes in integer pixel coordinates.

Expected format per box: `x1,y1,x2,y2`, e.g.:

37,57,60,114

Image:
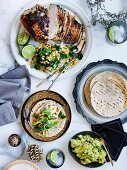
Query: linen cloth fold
0,65,31,126
91,119,127,161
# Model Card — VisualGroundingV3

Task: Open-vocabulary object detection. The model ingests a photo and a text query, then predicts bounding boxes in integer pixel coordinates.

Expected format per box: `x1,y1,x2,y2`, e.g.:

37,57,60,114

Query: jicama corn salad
30,43,83,73
17,31,83,73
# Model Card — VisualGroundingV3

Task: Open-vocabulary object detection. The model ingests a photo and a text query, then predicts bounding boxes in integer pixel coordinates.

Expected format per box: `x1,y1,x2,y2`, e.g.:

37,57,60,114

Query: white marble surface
0,0,127,170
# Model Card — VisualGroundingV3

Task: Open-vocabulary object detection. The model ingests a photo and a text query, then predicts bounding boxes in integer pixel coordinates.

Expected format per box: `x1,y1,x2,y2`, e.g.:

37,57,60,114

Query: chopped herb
32,106,60,133
71,46,78,53
60,53,68,59
41,117,48,124
39,50,43,56
49,121,58,128
41,126,46,131
39,48,52,56
55,44,62,53
45,125,50,130
69,51,76,57
77,52,83,60
50,57,59,69
34,63,41,70
42,108,51,115
48,116,55,120
58,111,66,119
61,115,66,119
33,126,41,132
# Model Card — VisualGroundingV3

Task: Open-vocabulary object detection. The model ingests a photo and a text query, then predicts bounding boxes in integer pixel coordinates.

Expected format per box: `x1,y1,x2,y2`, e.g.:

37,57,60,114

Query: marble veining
0,1,127,170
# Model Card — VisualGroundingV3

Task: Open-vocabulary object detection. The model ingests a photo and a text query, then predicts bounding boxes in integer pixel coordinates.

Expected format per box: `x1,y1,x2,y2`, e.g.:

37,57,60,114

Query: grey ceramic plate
73,59,127,124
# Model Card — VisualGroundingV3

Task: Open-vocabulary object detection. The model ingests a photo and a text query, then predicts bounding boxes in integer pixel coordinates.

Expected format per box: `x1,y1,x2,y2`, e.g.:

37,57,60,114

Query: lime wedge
17,32,30,46
22,45,36,59
108,27,115,42
50,151,58,164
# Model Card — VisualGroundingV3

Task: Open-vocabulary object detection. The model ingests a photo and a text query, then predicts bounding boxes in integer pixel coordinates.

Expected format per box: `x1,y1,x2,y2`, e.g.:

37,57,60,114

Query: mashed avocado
70,135,106,165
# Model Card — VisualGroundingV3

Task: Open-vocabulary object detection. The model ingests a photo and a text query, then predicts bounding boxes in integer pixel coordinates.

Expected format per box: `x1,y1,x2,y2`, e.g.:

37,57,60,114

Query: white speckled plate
10,0,92,80
3,160,41,170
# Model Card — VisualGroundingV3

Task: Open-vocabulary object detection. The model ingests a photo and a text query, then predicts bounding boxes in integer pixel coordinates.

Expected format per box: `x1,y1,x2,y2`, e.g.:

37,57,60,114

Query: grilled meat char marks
64,18,83,44
32,15,49,42
77,27,86,52
20,4,85,44
53,5,68,41
60,12,70,40
20,5,49,42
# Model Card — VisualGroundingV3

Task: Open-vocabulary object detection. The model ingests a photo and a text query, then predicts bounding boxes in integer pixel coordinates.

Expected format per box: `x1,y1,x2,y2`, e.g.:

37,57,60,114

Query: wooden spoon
100,137,113,166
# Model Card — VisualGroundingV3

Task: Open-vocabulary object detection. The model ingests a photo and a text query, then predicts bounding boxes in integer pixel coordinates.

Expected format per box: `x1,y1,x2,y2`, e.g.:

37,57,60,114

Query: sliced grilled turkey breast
77,28,86,52
48,4,59,39
62,15,73,42
20,4,49,42
64,19,83,44
20,4,85,44
60,11,70,40
53,5,69,41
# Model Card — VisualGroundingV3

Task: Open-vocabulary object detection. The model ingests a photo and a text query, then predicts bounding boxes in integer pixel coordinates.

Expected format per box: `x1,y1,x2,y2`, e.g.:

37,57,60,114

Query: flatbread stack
84,71,127,117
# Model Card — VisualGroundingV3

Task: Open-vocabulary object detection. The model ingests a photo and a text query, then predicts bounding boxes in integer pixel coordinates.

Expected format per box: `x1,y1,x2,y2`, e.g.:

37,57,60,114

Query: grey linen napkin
0,65,31,126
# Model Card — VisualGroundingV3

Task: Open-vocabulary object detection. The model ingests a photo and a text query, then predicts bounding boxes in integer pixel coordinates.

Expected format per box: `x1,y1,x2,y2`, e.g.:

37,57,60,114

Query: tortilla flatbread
91,79,127,117
84,75,95,105
90,71,127,92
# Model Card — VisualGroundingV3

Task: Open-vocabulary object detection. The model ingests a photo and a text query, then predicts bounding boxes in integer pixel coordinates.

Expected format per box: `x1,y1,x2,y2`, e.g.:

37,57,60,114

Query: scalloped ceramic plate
3,160,40,170
10,0,92,80
73,59,127,124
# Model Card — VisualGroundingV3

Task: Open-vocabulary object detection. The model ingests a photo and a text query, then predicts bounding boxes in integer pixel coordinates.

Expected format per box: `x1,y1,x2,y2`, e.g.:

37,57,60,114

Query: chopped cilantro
42,108,51,116
58,111,66,119
69,51,76,57
77,52,83,60
71,46,78,53
34,63,41,70
55,44,62,53
60,53,68,59
50,57,59,69
39,48,52,56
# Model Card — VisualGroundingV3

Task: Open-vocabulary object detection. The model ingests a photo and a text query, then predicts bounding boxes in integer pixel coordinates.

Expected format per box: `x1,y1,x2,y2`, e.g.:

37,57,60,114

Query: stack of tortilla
84,71,127,117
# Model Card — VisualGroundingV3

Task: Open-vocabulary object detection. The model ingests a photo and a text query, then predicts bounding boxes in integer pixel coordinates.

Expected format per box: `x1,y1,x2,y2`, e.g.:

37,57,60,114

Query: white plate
10,0,92,80
3,160,40,170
